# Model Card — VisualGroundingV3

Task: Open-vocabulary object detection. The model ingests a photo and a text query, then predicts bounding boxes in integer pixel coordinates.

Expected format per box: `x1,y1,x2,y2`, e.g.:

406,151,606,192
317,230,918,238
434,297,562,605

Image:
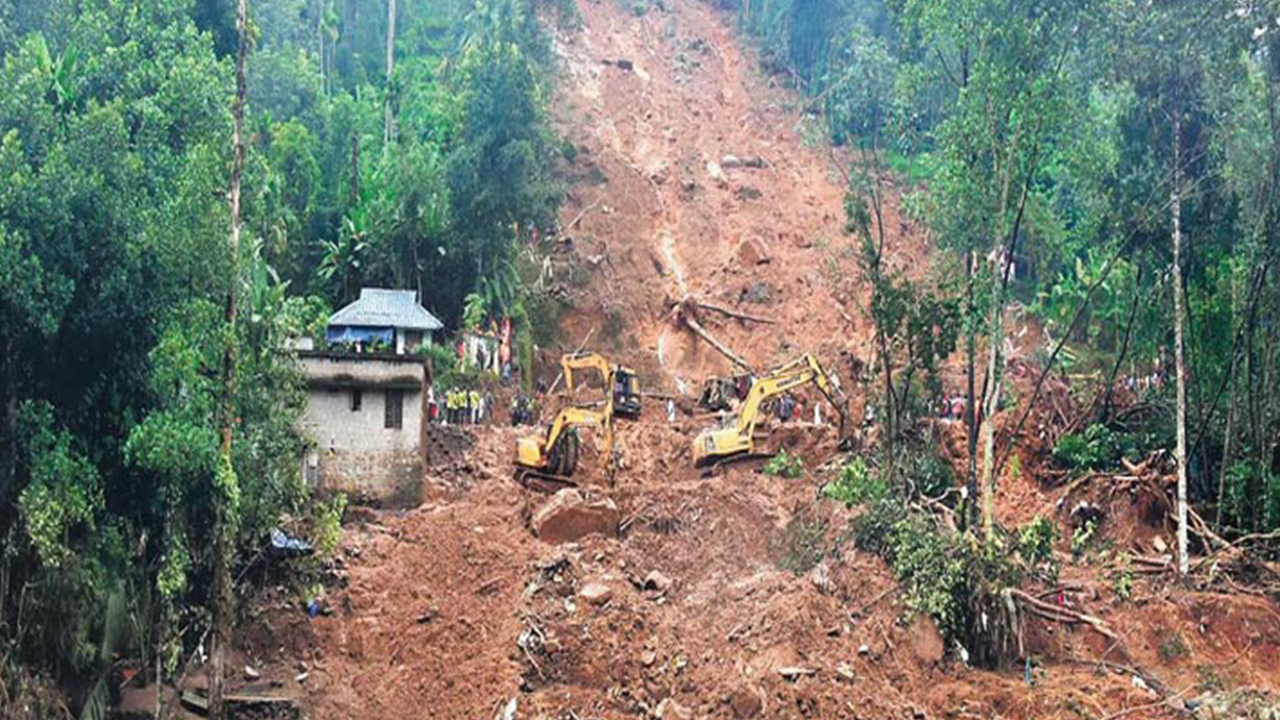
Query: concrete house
300,289,444,507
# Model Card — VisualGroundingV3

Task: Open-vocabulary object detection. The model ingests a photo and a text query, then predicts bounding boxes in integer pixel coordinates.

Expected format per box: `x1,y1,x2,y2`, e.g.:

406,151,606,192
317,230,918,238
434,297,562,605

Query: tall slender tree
210,0,249,716
1172,111,1189,575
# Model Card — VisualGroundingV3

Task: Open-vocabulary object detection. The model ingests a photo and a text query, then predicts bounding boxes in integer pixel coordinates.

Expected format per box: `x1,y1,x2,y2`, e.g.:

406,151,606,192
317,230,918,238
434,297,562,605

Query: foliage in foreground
763,448,805,478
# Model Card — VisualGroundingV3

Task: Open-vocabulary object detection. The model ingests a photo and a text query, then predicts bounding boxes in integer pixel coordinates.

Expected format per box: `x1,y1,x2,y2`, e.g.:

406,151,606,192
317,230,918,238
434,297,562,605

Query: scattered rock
579,582,613,606
742,281,772,304
1071,501,1103,529
835,663,855,681
641,649,658,667
243,665,261,682
857,644,870,656
727,686,763,718
416,606,440,624
1152,535,1168,554
736,237,771,267
642,570,673,597
532,489,620,544
777,667,817,681
706,160,725,183
656,698,693,719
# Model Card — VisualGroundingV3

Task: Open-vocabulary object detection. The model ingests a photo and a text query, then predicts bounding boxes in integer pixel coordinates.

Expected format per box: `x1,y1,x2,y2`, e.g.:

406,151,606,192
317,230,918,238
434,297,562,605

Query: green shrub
763,449,804,478
1113,557,1134,602
901,447,955,499
883,515,969,641
1016,516,1058,583
823,456,886,506
313,493,347,558
1053,424,1108,469
851,496,907,554
1071,519,1098,559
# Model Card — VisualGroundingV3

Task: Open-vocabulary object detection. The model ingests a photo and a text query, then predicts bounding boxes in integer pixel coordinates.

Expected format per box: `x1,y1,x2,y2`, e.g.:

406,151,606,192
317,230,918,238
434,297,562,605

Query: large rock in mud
737,237,771,266
909,614,945,666
533,489,620,544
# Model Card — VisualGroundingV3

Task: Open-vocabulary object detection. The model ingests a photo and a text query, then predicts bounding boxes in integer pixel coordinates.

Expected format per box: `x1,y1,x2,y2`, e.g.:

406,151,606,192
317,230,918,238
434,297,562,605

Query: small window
351,389,362,411
384,389,404,429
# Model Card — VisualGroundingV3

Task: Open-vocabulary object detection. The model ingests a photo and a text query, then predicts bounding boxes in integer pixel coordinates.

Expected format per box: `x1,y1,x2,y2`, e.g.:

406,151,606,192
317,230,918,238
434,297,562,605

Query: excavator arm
561,351,642,419
561,352,614,397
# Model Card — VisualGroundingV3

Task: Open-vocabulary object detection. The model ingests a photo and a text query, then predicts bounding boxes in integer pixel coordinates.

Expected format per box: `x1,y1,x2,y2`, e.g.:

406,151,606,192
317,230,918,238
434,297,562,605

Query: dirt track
275,1,1280,718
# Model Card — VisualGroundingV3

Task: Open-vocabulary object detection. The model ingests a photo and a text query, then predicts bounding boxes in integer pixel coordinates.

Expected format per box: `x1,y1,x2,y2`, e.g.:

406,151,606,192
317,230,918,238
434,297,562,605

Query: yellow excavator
692,353,849,467
514,405,612,491
561,351,642,419
514,352,641,490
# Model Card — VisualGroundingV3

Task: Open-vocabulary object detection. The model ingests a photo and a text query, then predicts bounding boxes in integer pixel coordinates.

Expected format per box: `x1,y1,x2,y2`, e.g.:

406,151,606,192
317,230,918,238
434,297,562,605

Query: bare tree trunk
1102,264,1144,423
318,0,327,96
384,0,396,148
210,1,249,718
978,269,1006,544
965,250,979,531
0,329,12,506
1172,114,1189,577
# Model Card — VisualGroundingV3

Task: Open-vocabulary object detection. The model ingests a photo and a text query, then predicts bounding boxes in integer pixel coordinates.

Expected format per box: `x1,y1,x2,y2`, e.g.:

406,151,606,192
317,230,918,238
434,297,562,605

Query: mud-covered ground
237,0,1280,717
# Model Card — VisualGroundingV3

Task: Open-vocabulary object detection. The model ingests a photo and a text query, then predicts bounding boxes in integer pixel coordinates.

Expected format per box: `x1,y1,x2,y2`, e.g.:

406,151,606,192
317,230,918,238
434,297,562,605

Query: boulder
909,615,945,666
656,698,693,719
728,686,763,718
736,237,771,267
579,582,613,606
533,489,620,544
721,154,744,168
642,570,672,594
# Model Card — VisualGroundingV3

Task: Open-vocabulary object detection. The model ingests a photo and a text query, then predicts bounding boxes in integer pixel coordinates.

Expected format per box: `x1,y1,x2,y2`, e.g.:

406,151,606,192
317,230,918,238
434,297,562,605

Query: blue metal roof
328,288,444,331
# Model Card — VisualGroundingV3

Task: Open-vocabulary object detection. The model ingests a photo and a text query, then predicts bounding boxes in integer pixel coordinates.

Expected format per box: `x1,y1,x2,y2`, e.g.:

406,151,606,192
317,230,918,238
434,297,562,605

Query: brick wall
299,353,426,507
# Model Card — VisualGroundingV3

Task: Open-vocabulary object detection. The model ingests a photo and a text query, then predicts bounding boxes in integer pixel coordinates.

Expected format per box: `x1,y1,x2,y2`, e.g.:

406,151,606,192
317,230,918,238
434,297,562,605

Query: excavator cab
514,405,607,490
611,367,642,419
692,354,849,467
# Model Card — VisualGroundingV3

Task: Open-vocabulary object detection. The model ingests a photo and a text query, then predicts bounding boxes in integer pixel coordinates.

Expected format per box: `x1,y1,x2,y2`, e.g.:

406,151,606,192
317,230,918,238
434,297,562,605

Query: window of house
351,389,362,411
384,389,404,429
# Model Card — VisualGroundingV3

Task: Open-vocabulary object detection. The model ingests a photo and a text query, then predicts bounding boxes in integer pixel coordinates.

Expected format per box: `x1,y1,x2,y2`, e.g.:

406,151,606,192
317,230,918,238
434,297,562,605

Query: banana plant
26,33,82,114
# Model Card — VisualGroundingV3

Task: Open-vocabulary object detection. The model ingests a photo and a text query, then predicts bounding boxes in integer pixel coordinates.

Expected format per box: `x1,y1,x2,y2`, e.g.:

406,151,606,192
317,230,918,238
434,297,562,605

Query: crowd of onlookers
426,384,543,426
428,387,496,425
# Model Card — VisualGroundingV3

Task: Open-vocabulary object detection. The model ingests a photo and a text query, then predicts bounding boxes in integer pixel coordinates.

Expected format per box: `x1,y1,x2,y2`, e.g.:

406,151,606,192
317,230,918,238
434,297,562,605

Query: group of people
430,387,494,425
510,392,538,426
938,394,969,422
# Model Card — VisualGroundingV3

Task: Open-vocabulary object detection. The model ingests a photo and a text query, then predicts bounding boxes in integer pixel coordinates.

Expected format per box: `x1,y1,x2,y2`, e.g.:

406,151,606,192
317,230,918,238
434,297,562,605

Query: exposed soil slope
262,2,1280,719
545,0,927,390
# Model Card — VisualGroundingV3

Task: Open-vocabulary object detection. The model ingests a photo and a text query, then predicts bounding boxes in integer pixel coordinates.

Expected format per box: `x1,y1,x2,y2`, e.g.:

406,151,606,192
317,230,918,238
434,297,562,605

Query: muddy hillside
235,1,1280,720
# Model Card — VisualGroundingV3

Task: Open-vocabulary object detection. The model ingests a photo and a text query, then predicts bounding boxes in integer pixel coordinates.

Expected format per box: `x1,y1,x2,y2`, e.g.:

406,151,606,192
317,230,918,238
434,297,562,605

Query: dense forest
0,0,569,713
1,0,1279,716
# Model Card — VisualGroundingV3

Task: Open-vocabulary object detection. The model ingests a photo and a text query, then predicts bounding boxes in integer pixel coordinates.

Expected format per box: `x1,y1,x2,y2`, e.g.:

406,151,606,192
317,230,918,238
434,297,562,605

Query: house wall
299,353,426,507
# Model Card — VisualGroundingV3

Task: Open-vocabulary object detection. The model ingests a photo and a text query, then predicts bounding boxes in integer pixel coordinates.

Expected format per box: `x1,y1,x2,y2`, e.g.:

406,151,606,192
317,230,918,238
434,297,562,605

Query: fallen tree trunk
1010,588,1116,640
691,299,776,325
677,302,754,371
